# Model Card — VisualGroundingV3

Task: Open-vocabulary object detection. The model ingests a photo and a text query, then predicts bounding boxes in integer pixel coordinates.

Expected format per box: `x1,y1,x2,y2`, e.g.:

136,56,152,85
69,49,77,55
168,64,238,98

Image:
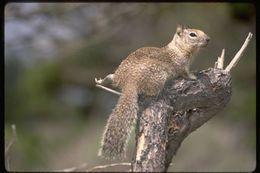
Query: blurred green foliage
228,3,255,22
18,62,62,116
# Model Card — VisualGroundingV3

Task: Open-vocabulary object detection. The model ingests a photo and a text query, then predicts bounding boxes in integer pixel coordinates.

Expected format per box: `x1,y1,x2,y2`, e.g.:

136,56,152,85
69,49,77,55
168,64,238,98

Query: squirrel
97,24,210,159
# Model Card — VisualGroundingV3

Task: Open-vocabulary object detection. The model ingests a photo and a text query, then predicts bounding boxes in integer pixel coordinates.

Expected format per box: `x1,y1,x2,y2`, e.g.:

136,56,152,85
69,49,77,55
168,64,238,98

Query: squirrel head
169,24,210,55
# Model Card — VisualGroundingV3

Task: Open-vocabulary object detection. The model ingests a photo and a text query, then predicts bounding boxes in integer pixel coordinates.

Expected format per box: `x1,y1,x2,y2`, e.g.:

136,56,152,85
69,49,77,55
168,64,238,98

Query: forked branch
93,32,253,172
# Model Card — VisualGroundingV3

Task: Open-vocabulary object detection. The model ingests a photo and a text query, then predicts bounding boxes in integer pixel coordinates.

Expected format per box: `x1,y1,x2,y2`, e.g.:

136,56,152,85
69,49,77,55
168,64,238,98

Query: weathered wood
133,68,232,172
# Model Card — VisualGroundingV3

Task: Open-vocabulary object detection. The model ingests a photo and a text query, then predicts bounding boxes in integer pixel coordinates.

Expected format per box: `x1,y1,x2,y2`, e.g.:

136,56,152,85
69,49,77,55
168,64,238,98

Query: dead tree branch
94,32,252,172
5,124,17,171
55,162,131,172
96,84,121,96
225,32,253,72
54,163,88,172
5,124,17,156
86,162,131,172
133,68,232,171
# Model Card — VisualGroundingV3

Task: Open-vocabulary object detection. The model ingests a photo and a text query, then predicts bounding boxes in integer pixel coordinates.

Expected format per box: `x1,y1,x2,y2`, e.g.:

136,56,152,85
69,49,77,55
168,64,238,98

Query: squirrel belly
98,84,138,159
98,24,210,159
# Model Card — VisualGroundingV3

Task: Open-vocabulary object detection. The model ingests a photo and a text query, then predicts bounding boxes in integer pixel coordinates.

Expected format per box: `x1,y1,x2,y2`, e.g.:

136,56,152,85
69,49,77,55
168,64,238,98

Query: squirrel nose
206,37,210,42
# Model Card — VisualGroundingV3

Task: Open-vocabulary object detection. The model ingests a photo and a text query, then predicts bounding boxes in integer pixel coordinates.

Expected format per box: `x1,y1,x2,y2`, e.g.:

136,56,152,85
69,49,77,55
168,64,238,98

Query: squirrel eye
189,32,197,37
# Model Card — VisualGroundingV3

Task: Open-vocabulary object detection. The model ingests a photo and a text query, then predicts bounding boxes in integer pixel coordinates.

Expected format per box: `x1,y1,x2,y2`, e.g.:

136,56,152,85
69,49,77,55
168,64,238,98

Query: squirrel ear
184,24,190,29
176,24,183,36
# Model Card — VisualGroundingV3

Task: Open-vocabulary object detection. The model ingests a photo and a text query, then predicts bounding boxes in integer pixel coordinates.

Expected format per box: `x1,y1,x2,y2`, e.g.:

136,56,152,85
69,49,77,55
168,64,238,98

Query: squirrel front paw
181,72,197,80
95,74,115,85
95,77,104,84
188,73,197,80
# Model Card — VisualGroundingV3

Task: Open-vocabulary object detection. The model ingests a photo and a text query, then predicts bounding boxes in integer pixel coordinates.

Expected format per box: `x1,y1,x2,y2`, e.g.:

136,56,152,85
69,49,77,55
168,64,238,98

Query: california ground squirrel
97,24,210,159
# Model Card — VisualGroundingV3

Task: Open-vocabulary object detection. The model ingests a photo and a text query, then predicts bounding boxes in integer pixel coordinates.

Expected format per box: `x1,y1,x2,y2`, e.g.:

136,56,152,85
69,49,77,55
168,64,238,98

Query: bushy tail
98,86,138,159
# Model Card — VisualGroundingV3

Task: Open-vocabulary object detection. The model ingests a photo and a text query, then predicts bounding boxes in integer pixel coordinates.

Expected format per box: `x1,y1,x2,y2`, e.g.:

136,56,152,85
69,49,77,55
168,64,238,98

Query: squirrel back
98,24,210,159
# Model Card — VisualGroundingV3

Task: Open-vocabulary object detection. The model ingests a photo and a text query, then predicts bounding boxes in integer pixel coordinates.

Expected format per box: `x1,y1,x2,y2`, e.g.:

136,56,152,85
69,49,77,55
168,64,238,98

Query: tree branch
86,162,131,172
5,124,17,156
95,74,122,95
225,32,253,72
93,32,252,172
54,163,88,172
5,124,17,171
96,84,122,96
133,68,232,171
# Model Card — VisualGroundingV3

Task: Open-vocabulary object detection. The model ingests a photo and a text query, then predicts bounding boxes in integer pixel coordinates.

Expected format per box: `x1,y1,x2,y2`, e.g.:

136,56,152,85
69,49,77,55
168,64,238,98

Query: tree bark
132,68,232,172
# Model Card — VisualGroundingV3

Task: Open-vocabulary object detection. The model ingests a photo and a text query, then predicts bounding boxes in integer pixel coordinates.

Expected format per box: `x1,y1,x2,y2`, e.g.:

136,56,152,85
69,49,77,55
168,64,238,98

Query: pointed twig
225,32,253,72
5,124,17,171
54,163,88,172
96,84,122,96
5,124,17,156
86,162,131,172
95,74,121,95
